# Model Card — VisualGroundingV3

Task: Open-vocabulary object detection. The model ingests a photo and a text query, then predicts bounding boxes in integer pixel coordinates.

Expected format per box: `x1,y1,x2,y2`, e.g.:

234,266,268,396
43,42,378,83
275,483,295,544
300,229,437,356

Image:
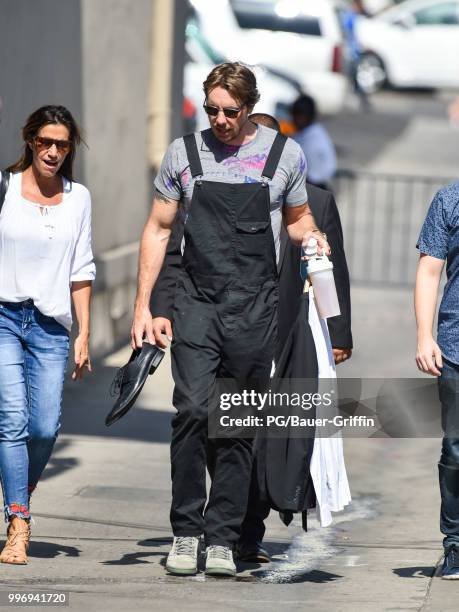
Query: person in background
415,181,459,579
0,105,95,564
291,95,337,191
340,0,371,110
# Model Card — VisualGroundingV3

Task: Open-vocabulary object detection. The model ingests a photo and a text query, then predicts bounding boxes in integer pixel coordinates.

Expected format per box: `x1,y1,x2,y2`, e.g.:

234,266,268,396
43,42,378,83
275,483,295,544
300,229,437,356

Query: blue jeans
0,300,69,521
438,358,459,550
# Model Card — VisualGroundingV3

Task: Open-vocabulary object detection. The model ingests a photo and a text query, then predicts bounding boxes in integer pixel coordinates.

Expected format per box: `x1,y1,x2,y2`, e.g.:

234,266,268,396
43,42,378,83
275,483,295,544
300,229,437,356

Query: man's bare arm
283,203,330,255
414,253,445,376
131,190,179,348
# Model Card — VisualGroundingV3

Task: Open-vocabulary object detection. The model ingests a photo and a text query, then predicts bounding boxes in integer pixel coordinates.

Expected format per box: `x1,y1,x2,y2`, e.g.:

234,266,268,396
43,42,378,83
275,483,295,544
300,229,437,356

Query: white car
189,0,348,115
356,0,459,92
184,18,301,130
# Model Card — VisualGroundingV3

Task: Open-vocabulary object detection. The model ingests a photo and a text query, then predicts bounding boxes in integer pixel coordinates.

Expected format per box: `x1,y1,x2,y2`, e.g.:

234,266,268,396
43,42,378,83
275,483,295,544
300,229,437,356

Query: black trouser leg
171,283,277,547
205,284,278,547
204,436,254,547
208,439,270,546
438,360,459,550
169,297,220,537
240,458,271,544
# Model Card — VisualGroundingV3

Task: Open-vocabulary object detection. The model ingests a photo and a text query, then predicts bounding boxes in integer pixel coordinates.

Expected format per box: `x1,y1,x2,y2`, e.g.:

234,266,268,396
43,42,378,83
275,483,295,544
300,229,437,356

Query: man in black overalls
131,63,328,576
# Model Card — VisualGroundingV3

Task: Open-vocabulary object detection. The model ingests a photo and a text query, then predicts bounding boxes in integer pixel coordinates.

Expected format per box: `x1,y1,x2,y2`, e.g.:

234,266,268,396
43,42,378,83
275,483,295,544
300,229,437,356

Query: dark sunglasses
203,103,242,119
34,136,72,154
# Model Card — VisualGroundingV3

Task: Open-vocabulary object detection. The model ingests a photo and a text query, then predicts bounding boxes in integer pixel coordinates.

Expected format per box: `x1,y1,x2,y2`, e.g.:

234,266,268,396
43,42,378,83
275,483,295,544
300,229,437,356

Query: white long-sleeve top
0,171,96,331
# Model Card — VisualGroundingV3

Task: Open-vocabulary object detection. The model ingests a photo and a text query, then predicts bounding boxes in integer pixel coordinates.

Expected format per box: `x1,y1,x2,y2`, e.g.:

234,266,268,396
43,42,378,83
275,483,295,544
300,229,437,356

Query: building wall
0,0,83,172
80,0,152,353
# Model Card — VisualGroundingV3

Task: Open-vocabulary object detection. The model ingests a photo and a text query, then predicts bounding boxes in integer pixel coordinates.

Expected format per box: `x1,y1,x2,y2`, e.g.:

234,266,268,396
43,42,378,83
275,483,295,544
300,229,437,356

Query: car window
229,0,322,36
413,2,459,25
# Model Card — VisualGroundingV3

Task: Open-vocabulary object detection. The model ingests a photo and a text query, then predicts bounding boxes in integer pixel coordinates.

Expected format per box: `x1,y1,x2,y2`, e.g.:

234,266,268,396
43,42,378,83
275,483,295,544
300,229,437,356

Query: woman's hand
72,332,92,381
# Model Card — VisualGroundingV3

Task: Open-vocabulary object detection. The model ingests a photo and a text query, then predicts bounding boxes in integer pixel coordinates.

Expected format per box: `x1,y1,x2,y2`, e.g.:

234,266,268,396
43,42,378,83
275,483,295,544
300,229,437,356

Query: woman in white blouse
0,105,95,564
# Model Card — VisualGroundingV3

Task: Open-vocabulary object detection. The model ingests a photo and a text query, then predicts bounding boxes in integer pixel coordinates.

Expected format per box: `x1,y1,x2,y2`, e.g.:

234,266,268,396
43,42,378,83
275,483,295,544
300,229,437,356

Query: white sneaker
205,545,236,576
166,536,200,575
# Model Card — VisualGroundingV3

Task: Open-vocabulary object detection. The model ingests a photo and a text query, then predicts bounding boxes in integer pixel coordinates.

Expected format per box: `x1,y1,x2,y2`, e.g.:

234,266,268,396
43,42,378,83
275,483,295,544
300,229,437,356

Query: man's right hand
416,335,443,376
131,304,155,349
151,317,173,349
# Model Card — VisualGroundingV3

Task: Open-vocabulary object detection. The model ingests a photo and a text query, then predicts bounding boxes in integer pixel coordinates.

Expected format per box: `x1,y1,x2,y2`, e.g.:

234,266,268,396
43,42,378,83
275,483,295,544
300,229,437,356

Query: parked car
355,0,459,93
189,0,348,115
184,17,302,131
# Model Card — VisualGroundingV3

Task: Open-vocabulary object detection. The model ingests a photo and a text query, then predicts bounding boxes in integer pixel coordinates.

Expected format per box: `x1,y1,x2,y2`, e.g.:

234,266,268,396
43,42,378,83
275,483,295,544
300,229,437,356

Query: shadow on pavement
101,538,171,566
253,567,343,584
61,363,172,444
40,439,79,482
393,566,436,579
28,541,80,558
102,551,165,565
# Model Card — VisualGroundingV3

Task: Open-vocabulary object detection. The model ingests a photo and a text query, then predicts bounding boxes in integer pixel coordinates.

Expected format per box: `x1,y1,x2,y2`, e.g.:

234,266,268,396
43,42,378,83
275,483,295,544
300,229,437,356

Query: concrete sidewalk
0,287,455,611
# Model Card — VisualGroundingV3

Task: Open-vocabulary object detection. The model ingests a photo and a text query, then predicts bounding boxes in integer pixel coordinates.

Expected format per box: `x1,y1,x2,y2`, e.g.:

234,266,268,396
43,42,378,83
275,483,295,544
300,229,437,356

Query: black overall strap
183,133,203,178
261,133,288,180
0,171,11,214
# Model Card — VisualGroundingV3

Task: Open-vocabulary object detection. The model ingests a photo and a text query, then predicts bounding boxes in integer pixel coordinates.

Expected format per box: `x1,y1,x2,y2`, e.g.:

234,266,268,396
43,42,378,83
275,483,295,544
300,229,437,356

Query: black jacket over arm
150,183,352,350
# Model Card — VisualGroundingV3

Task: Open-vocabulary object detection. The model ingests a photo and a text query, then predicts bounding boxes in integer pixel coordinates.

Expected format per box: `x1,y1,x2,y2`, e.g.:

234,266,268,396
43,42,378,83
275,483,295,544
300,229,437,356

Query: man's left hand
333,348,352,365
301,229,330,259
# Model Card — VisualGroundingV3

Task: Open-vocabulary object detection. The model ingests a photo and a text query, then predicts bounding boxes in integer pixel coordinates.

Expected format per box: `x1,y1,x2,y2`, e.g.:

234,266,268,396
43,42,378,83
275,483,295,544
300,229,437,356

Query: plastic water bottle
307,254,341,319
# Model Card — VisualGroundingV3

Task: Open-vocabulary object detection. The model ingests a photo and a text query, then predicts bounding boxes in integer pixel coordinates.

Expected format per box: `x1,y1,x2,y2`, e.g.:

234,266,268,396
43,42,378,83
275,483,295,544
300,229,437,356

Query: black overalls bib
170,132,287,547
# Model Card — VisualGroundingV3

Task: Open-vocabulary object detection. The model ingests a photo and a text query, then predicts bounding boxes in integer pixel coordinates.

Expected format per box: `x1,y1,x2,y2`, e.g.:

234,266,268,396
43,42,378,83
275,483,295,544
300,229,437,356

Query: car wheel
356,53,387,94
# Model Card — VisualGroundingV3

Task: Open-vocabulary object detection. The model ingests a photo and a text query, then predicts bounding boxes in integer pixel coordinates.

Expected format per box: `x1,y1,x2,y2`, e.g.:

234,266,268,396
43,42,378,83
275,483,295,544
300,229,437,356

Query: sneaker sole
441,573,459,580
205,567,236,577
166,564,198,576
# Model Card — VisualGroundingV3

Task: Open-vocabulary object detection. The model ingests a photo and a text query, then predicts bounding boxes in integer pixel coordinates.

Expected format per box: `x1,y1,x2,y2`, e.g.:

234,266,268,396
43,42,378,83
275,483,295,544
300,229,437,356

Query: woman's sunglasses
203,103,242,119
34,136,72,154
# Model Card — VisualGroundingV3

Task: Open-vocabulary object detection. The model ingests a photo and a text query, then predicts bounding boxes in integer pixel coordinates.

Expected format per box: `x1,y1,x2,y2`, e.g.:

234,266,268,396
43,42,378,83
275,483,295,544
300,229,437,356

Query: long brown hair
6,105,83,181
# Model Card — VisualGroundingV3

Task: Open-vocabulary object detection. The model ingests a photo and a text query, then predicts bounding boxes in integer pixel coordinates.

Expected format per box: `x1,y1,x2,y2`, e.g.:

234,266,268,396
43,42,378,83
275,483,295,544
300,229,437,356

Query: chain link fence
332,169,457,287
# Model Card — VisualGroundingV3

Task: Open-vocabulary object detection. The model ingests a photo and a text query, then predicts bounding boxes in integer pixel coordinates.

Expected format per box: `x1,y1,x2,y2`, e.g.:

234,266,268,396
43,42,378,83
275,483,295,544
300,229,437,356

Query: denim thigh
26,309,69,439
0,309,28,442
0,303,69,441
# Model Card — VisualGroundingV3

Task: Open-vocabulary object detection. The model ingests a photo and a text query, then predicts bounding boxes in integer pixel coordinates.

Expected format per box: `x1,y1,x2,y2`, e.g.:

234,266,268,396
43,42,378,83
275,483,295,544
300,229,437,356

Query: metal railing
332,169,458,287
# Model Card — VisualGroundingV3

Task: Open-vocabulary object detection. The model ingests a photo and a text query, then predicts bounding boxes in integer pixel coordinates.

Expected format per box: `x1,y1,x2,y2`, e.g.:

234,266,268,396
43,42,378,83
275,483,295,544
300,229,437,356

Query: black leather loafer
236,541,271,563
106,342,165,426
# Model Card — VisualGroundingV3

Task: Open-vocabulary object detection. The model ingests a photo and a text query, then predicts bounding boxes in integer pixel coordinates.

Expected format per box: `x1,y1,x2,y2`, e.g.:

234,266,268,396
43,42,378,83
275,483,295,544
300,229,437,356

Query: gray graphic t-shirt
417,182,459,364
154,125,308,262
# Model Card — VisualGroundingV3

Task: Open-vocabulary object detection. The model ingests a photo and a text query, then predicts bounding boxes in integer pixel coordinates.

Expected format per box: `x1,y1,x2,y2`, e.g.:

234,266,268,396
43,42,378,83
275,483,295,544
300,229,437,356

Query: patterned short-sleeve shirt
417,182,459,364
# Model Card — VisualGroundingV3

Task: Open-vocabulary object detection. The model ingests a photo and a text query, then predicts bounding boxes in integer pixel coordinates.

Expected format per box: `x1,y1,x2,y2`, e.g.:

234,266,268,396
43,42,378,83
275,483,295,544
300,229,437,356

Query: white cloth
308,289,351,527
0,172,96,331
293,122,337,185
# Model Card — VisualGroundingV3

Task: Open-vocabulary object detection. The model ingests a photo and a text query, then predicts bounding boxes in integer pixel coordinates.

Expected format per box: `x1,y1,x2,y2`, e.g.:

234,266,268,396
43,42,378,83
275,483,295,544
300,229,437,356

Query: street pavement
0,285,455,611
327,89,459,178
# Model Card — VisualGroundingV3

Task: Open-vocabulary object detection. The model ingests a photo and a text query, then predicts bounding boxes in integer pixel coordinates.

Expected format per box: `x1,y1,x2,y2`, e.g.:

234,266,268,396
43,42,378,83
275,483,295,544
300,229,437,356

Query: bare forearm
285,203,318,245
131,194,178,348
415,265,442,339
71,281,92,335
135,222,171,309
